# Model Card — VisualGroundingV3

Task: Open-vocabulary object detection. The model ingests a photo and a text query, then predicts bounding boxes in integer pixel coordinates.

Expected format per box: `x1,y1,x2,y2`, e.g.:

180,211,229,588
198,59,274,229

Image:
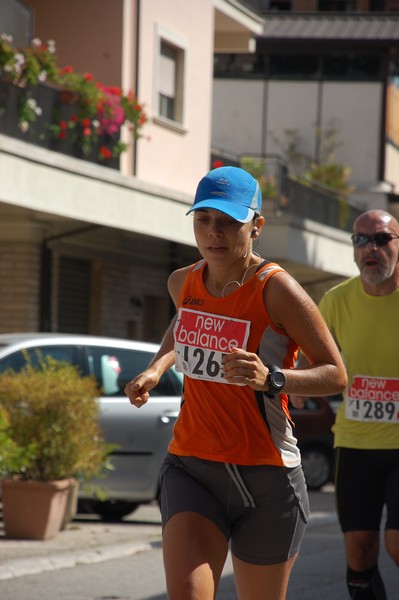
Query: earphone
251,228,258,238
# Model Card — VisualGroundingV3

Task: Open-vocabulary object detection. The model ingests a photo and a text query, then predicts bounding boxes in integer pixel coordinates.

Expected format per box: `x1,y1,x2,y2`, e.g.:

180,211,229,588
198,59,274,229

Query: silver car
0,333,182,520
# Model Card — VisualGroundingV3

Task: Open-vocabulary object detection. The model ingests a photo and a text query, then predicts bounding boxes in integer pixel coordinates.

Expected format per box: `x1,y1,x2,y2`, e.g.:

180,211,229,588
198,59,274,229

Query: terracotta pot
1,477,70,540
60,477,79,530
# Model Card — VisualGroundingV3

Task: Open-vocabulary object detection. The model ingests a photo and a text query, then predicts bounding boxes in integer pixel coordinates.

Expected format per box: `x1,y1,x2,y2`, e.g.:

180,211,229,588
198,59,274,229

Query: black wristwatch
265,365,286,398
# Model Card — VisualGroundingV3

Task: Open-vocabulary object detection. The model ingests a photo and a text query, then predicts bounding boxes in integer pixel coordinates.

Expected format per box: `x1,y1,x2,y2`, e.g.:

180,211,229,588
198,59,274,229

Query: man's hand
290,395,306,409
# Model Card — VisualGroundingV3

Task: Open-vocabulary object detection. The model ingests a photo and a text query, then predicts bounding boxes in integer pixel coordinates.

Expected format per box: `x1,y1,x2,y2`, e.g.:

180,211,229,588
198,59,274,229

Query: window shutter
159,46,176,99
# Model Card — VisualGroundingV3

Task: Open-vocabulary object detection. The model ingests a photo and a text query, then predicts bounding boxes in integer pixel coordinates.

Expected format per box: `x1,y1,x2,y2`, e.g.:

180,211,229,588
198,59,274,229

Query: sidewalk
0,504,163,581
0,500,338,582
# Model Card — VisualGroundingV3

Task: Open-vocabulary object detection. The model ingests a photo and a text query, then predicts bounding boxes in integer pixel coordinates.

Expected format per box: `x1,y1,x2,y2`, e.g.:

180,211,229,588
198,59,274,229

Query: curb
0,541,153,581
0,512,337,581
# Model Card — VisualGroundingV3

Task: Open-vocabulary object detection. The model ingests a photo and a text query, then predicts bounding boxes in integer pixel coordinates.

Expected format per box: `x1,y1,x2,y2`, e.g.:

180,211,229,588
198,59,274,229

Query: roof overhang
257,14,399,49
213,0,264,52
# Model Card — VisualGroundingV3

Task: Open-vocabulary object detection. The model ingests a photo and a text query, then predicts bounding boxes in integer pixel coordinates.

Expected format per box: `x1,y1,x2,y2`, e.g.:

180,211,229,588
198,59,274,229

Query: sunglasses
351,232,399,248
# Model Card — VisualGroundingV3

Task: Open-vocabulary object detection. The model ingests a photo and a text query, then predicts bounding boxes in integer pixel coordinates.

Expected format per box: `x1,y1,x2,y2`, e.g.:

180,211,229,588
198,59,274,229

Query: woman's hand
222,348,269,390
124,369,160,408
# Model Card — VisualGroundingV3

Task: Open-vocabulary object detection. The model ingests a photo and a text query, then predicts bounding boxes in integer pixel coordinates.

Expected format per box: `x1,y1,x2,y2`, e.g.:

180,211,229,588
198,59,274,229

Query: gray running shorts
159,453,309,565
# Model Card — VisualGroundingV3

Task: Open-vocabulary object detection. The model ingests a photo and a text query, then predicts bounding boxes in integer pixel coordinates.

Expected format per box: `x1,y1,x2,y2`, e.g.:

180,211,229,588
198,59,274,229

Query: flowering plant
17,94,42,133
0,34,58,85
19,37,58,86
0,35,58,132
0,33,24,82
50,73,147,161
0,34,147,162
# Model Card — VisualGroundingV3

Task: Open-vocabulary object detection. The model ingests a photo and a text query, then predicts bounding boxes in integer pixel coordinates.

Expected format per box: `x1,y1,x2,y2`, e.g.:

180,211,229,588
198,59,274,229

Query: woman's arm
124,266,191,408
222,272,347,395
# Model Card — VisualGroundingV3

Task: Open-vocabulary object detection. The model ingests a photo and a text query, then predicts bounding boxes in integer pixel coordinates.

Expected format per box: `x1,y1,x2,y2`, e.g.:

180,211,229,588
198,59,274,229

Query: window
268,0,291,10
318,0,357,9
0,345,79,374
157,37,185,125
269,54,320,79
214,51,382,82
214,53,265,78
87,346,182,397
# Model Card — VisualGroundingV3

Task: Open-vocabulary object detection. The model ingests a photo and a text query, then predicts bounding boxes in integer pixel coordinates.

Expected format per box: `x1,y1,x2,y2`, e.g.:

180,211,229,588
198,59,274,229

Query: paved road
0,486,397,599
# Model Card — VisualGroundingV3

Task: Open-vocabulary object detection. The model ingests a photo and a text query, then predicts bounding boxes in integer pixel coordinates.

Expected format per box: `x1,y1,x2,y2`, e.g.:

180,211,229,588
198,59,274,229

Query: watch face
271,371,285,388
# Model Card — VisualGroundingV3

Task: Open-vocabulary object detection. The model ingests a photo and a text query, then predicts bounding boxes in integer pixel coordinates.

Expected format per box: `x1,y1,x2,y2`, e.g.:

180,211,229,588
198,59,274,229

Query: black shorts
335,447,399,532
158,453,309,566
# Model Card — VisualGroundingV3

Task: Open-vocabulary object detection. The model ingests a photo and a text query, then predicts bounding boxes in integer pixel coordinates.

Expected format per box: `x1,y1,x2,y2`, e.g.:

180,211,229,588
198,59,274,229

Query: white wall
212,79,264,154
266,81,319,163
385,141,399,193
321,82,382,187
212,78,383,189
136,0,214,197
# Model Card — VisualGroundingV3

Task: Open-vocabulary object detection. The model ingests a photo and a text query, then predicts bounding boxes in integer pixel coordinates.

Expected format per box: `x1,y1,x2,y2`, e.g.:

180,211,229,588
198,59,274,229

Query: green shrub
0,407,36,478
0,357,113,481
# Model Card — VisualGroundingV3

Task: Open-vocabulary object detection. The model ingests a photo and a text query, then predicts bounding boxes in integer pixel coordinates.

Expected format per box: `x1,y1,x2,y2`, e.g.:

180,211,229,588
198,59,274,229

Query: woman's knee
345,531,380,569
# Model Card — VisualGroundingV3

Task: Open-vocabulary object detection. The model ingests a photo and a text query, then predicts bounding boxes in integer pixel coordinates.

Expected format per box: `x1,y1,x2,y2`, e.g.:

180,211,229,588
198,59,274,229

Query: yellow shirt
319,276,399,449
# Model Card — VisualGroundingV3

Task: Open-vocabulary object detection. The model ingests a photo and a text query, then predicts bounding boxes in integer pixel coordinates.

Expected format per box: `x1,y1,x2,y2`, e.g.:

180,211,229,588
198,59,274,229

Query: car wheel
300,445,332,490
78,500,139,521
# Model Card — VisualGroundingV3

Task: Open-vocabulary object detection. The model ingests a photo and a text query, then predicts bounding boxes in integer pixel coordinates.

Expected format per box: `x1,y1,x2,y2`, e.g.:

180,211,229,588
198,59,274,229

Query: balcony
211,150,366,232
0,79,128,170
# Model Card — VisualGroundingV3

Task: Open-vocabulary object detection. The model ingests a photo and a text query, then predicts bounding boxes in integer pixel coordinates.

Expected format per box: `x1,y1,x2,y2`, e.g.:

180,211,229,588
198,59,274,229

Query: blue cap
187,166,262,223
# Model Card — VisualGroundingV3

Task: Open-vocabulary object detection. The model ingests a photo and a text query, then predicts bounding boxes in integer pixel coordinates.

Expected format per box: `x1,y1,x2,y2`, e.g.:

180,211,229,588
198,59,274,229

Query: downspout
133,0,140,176
121,0,139,176
378,49,389,182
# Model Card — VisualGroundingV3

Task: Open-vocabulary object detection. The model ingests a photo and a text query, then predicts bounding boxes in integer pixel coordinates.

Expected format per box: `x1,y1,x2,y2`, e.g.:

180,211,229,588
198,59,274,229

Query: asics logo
182,296,205,306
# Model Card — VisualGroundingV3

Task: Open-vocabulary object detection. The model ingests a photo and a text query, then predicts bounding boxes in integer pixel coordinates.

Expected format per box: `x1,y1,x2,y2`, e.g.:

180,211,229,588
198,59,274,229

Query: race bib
174,308,250,384
345,375,399,423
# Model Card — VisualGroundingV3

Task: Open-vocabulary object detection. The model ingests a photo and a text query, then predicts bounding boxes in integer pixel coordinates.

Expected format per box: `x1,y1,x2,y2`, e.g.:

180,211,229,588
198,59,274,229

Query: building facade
3,0,392,341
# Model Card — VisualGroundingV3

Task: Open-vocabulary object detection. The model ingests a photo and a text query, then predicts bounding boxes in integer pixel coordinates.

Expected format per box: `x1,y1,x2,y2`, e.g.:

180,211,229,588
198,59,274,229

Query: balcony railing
0,80,122,169
211,150,366,232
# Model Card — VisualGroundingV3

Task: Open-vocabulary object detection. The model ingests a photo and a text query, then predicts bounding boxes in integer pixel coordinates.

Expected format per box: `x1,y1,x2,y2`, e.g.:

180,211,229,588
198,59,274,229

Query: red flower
212,160,224,169
99,146,112,159
59,120,68,130
58,131,66,139
59,66,74,74
70,114,78,123
83,127,91,137
106,86,122,96
80,118,91,127
84,72,94,82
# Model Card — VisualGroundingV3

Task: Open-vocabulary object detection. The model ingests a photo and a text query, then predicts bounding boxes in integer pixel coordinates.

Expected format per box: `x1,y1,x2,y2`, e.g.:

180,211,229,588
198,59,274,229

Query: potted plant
49,72,147,164
0,356,113,540
0,34,147,161
0,34,59,140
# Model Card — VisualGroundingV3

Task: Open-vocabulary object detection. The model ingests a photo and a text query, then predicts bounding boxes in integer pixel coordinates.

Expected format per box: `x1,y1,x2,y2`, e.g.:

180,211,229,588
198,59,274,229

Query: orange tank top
168,259,301,467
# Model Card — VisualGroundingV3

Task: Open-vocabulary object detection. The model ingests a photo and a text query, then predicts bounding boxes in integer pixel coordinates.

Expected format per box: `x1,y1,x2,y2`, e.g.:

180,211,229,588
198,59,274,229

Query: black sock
347,565,387,600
